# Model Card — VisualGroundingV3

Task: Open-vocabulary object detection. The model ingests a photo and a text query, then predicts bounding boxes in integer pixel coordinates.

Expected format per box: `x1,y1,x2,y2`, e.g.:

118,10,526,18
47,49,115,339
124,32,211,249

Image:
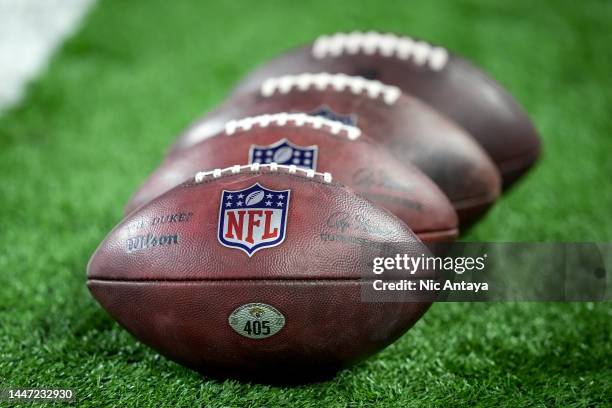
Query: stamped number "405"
243,320,271,336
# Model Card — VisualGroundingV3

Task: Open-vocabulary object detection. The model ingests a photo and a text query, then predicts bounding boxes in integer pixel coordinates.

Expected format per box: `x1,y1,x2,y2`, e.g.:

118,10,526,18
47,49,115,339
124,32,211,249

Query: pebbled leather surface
226,43,541,187
170,86,501,224
127,124,458,241
87,281,431,382
93,170,427,281
88,169,433,380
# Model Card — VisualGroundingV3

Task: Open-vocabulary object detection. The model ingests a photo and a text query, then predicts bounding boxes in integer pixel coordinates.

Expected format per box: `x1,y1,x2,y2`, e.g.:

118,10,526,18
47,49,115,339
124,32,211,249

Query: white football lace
194,163,333,183
224,112,361,140
260,73,401,105
312,31,448,71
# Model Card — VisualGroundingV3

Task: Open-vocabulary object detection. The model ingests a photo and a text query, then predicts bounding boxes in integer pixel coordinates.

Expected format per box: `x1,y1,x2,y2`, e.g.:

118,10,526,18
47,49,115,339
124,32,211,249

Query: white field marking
0,0,95,112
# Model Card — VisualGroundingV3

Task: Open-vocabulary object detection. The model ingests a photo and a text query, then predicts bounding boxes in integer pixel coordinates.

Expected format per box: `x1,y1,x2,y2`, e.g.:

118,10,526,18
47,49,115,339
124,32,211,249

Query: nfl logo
249,139,318,170
307,105,357,126
218,183,291,256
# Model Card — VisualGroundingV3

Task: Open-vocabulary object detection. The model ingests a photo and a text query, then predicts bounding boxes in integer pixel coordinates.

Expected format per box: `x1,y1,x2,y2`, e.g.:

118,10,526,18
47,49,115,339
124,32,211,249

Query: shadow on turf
193,365,345,386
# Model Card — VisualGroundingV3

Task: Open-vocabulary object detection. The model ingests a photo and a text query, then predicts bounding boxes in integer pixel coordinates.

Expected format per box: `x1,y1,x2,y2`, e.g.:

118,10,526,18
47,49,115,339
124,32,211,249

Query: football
88,164,434,382
227,32,541,187
127,113,459,243
169,74,501,224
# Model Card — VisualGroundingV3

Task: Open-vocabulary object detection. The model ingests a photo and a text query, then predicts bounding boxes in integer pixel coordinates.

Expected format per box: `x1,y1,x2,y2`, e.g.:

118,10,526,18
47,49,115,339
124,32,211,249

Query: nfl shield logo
218,183,291,256
307,105,357,126
249,139,318,170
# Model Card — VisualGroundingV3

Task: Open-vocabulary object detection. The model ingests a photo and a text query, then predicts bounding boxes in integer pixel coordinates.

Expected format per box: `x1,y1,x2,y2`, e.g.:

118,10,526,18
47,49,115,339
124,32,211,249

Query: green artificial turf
1,0,611,406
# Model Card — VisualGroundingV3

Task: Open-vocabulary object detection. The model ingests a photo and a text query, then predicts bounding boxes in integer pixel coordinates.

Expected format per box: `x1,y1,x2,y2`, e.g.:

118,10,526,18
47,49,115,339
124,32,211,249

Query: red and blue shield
218,183,291,256
249,139,318,170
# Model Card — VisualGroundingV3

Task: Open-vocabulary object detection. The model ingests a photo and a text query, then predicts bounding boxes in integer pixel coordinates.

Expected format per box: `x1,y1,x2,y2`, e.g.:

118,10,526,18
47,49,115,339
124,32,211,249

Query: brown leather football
128,113,458,242
88,164,433,382
170,74,501,224
226,32,541,187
